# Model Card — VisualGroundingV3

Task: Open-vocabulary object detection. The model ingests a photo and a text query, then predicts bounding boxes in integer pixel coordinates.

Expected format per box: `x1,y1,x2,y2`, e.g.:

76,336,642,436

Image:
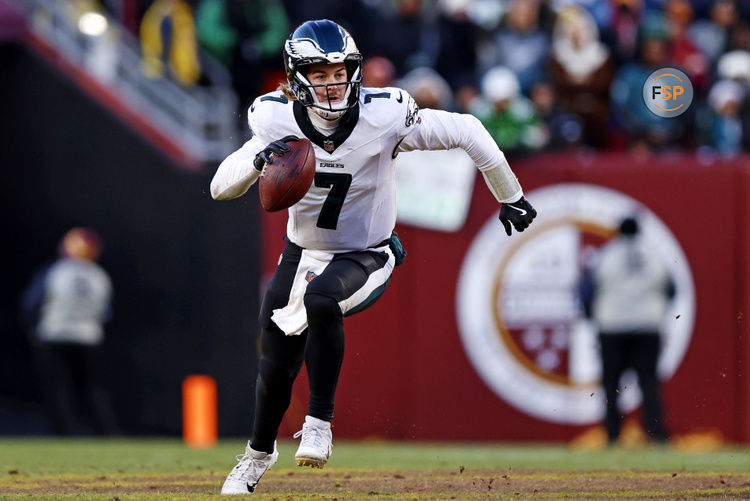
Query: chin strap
310,105,347,120
308,108,342,130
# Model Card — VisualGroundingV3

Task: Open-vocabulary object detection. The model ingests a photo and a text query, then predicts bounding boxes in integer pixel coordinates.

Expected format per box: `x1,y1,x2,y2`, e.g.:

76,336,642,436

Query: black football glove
253,135,299,171
498,196,537,236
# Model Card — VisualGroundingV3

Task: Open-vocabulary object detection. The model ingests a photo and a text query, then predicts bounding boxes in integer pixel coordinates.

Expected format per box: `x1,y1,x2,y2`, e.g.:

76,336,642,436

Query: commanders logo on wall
456,184,695,424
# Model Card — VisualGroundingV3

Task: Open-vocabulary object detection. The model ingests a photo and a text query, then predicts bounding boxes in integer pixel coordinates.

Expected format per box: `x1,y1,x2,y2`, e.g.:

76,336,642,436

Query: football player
211,19,537,495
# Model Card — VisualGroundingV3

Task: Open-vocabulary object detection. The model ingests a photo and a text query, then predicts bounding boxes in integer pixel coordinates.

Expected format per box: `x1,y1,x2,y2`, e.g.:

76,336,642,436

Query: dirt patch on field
3,468,750,499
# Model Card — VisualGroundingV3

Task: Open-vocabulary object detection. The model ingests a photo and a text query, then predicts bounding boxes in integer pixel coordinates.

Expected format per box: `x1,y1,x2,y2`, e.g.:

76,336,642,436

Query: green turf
0,438,748,477
2,439,750,500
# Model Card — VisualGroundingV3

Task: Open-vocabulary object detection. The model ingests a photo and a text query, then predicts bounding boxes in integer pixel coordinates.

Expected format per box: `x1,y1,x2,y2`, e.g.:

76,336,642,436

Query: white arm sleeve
398,109,523,203
210,135,265,200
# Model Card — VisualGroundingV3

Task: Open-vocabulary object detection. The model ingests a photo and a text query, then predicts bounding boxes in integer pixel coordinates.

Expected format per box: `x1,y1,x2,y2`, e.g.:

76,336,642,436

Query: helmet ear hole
344,61,357,80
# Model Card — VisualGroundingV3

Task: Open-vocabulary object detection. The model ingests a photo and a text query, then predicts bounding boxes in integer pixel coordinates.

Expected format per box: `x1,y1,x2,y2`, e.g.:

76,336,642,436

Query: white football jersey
212,87,522,250
248,87,419,252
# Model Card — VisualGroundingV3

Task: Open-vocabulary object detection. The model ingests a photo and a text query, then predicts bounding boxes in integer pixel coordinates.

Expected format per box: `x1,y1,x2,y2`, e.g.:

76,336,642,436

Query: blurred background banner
1,0,749,442
456,182,695,426
394,149,477,232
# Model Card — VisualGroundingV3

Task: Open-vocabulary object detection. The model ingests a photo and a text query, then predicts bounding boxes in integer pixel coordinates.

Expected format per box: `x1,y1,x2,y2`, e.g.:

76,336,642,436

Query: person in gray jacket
580,216,673,444
21,228,118,435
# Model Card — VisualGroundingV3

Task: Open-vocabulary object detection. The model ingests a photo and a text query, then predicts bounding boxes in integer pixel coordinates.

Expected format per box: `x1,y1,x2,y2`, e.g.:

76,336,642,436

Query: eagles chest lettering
317,137,381,176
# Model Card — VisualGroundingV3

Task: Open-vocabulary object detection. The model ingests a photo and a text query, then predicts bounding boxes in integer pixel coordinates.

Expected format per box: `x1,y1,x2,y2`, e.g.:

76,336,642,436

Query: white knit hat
481,66,520,103
717,50,750,84
708,79,745,112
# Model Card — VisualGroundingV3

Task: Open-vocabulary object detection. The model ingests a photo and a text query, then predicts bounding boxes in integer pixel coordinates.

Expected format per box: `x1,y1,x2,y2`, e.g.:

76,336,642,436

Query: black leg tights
251,325,306,454
304,292,345,421
251,292,345,453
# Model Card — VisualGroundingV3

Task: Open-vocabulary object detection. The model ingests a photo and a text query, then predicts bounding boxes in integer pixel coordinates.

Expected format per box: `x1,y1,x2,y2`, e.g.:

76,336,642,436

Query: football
258,138,316,212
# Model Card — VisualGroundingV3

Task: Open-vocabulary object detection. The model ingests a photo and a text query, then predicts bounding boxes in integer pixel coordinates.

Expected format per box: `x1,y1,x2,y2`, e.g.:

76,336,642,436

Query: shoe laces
294,422,331,451
227,451,270,481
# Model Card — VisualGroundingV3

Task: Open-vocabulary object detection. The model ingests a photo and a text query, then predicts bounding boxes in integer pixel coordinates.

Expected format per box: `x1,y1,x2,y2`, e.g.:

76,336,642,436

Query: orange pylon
182,375,217,448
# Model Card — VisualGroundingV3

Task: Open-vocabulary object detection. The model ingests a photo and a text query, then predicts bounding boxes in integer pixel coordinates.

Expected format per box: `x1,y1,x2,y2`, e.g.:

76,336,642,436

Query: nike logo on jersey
508,205,527,216
396,92,403,103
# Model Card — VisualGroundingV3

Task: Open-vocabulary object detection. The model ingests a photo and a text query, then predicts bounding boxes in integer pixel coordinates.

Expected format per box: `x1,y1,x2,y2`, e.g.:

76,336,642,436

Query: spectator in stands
717,49,750,86
726,20,750,52
435,0,481,92
454,84,481,114
665,0,708,91
398,67,455,110
21,228,118,436
363,0,439,76
478,0,549,93
195,0,289,107
580,216,672,445
433,0,486,121
689,0,739,64
476,65,547,154
716,50,750,149
550,5,615,148
140,0,201,86
697,79,747,155
362,56,396,88
530,80,585,150
602,0,644,65
610,14,687,150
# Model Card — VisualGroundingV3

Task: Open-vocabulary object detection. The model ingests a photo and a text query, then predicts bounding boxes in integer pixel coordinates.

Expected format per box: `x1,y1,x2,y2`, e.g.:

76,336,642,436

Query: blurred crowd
95,0,750,156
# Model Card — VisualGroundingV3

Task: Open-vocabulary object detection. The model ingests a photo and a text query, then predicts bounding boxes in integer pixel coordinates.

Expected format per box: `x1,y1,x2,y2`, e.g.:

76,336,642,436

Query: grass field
1,438,749,500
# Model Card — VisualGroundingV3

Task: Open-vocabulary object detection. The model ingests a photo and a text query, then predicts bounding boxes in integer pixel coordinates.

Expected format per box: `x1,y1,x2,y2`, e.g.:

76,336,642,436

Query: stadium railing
11,0,238,170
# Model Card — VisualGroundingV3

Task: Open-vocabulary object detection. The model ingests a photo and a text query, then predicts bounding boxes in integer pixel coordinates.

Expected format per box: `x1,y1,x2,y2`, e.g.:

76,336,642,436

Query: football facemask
284,20,362,119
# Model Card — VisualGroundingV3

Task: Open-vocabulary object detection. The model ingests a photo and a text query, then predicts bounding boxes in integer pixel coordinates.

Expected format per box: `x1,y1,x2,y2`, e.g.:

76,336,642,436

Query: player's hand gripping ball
256,136,316,212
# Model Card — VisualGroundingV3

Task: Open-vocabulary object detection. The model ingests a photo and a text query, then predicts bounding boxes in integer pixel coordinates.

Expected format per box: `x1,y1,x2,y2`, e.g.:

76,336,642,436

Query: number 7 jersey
249,87,420,252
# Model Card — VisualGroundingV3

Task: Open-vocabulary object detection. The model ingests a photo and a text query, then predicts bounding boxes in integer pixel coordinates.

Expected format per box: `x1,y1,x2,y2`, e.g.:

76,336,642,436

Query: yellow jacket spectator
140,0,200,86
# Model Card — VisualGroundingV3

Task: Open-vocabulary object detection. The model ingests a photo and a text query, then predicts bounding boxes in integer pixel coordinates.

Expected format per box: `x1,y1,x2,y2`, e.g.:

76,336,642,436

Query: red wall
740,167,750,442
261,152,750,443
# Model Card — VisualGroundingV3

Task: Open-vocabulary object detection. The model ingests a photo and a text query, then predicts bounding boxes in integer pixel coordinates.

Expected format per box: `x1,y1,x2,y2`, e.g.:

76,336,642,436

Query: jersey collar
293,101,359,154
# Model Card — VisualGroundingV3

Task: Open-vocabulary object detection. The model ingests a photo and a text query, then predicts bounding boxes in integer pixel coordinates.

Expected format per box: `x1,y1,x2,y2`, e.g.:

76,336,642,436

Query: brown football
258,138,316,212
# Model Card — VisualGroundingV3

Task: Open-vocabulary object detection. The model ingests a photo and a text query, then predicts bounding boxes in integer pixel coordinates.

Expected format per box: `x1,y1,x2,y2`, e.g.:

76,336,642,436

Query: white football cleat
221,441,278,495
293,415,333,468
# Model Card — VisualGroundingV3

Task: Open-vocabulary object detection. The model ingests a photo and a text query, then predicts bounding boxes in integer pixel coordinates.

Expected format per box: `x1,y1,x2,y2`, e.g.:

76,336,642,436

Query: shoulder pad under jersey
247,91,294,140
359,87,420,137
